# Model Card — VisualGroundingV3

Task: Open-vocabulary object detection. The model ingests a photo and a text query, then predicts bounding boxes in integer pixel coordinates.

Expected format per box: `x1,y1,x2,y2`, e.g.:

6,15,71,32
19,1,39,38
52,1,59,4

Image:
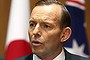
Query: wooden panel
86,0,90,53
0,0,5,56
0,0,11,56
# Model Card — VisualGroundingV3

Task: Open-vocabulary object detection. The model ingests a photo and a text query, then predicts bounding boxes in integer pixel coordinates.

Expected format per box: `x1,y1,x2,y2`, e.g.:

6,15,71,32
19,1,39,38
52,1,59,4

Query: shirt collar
33,48,65,60
53,48,65,60
33,54,41,60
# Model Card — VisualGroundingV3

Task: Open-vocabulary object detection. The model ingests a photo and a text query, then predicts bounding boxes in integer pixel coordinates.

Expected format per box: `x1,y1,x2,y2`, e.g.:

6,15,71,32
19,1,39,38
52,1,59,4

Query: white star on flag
65,39,89,57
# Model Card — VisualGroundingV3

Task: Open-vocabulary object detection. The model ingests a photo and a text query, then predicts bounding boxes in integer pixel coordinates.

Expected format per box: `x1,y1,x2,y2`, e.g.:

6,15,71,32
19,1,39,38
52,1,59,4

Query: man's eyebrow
29,17,34,20
29,18,34,22
29,20,34,24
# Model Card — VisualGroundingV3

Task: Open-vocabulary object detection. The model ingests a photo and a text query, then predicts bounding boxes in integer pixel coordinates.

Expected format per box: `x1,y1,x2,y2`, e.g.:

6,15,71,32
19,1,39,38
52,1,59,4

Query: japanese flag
5,0,32,60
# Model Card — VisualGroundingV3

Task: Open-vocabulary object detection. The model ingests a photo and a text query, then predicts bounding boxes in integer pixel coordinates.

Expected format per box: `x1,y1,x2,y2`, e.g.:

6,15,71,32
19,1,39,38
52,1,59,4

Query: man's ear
60,27,72,42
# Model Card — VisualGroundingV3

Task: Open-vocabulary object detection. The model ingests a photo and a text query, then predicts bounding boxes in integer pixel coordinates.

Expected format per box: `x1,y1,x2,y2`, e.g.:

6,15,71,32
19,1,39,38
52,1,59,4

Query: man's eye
44,24,50,28
43,24,52,30
29,23,35,28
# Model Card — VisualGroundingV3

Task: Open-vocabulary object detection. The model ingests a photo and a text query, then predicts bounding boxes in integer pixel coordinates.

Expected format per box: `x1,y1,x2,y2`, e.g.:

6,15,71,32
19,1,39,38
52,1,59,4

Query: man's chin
32,48,41,52
32,49,44,55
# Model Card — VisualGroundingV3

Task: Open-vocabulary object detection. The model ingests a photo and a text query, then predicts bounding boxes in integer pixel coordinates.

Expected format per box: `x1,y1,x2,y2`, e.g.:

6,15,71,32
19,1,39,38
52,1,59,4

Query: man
17,0,90,60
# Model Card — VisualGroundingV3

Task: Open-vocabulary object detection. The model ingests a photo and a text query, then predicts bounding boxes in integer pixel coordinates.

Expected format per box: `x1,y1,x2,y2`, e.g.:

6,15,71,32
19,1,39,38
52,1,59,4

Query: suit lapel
64,49,73,60
16,54,33,60
25,54,33,60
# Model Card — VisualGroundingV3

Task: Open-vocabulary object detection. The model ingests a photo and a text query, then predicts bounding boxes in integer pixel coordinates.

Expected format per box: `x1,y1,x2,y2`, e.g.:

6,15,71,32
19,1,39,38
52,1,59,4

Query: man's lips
31,40,42,47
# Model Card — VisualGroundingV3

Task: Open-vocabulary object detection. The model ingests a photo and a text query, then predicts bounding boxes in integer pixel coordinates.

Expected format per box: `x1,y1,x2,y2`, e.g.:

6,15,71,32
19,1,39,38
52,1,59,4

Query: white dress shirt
33,48,65,60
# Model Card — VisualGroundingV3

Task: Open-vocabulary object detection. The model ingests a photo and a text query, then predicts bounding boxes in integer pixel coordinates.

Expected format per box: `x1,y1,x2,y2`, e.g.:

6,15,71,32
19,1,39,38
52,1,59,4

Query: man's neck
33,49,63,60
41,47,62,60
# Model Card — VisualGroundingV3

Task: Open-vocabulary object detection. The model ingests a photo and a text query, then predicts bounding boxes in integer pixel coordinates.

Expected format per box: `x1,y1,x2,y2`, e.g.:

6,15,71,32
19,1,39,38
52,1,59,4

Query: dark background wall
0,0,90,57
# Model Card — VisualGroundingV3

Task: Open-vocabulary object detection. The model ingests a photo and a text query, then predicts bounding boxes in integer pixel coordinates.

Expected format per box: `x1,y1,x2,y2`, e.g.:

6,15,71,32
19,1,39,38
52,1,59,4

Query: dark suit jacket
16,49,90,60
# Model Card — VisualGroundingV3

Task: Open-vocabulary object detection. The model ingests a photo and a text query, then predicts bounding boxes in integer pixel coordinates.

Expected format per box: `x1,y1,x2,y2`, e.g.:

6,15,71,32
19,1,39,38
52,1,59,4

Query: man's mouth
32,41,42,47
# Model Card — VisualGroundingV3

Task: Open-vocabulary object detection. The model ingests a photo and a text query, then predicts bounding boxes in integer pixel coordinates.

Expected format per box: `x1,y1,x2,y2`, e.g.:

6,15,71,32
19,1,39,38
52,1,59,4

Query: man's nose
33,24,41,37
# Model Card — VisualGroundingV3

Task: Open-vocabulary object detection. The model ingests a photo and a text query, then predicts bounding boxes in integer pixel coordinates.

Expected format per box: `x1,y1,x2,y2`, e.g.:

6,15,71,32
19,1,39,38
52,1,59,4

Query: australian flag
64,0,89,57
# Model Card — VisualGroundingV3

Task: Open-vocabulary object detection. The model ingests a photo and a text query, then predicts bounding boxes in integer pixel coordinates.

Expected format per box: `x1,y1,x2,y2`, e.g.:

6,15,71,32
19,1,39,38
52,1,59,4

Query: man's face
28,4,63,57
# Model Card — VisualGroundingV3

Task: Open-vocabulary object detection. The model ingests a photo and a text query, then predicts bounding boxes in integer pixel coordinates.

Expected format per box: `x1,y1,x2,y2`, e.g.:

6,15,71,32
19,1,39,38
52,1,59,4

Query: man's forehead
30,16,56,22
31,4,62,20
32,4,62,14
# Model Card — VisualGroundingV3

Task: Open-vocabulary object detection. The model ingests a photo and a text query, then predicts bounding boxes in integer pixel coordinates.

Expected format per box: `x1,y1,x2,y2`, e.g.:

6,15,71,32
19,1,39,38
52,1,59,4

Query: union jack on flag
64,0,89,57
